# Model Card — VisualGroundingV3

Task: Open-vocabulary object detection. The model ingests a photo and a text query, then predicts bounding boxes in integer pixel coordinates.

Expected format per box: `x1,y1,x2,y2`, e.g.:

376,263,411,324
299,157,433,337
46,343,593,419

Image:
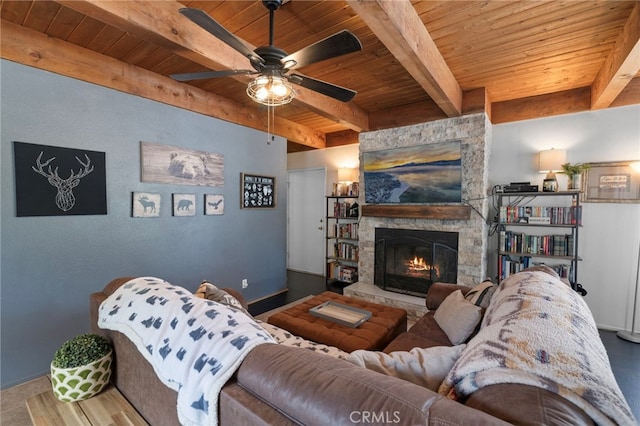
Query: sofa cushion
195,280,249,315
434,290,483,345
464,280,497,308
345,344,466,391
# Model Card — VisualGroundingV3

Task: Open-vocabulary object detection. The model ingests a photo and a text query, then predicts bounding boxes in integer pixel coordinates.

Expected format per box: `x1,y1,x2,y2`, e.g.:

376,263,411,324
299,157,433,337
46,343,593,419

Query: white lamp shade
538,149,567,173
338,167,358,183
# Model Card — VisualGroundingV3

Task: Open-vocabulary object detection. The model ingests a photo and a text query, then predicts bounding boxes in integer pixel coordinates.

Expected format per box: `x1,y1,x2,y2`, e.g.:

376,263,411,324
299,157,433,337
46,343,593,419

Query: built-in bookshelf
326,195,359,292
496,191,583,293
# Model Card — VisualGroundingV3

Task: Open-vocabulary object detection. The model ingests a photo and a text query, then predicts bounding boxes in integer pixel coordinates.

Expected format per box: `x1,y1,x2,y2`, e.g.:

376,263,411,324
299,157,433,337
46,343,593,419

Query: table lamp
538,149,566,192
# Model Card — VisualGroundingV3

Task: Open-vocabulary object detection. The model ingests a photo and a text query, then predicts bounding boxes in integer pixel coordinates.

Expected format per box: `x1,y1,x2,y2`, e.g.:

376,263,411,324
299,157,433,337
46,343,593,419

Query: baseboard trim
248,288,288,305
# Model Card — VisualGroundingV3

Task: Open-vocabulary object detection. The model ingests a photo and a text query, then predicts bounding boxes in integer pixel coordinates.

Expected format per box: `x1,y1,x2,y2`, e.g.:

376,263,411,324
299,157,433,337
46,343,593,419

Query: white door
287,168,326,275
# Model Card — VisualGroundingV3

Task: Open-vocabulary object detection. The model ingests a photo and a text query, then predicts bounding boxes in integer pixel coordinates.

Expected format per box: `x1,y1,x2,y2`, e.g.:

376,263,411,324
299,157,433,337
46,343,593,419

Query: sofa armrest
426,282,471,310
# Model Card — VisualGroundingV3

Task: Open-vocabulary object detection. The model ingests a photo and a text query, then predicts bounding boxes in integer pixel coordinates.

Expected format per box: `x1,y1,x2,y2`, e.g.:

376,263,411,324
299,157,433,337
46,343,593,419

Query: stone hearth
344,282,427,324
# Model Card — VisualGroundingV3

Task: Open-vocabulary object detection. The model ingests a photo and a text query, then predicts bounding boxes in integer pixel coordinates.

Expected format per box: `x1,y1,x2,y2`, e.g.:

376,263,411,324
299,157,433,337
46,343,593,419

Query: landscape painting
363,141,462,204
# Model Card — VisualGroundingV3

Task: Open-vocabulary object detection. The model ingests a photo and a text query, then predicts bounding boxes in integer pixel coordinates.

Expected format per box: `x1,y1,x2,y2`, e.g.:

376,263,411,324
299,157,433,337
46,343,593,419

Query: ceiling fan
170,0,362,106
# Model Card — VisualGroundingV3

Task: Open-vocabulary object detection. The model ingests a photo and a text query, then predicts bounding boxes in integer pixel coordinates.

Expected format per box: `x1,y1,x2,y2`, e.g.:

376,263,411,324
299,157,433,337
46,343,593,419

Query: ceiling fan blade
283,30,362,70
170,69,257,82
179,8,264,67
289,74,356,102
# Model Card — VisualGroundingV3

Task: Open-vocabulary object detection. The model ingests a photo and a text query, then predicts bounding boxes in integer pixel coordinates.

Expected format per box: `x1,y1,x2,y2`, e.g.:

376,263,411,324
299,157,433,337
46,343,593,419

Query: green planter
50,333,112,402
51,349,112,402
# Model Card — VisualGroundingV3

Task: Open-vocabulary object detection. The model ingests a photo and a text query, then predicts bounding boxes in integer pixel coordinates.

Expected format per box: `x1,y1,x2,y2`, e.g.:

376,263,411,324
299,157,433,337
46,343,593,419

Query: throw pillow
345,344,466,391
434,290,483,345
464,280,498,309
195,281,250,316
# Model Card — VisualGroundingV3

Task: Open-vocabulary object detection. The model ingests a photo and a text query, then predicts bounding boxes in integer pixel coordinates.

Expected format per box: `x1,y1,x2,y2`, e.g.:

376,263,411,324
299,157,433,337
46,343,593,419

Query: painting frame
13,141,107,217
241,173,276,209
172,193,197,216
132,192,161,218
362,140,462,204
582,161,640,203
204,194,224,215
140,141,224,187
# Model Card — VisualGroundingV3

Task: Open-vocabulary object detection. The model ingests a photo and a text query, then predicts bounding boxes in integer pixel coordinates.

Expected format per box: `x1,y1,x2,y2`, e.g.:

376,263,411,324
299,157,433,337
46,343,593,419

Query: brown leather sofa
90,278,594,425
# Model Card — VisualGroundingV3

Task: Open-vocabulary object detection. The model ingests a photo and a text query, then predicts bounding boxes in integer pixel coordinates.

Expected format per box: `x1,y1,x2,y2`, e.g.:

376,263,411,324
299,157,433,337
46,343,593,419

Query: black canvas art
14,142,107,216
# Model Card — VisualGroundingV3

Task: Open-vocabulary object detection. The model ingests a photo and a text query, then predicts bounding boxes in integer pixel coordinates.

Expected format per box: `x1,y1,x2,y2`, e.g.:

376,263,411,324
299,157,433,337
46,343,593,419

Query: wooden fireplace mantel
361,204,471,220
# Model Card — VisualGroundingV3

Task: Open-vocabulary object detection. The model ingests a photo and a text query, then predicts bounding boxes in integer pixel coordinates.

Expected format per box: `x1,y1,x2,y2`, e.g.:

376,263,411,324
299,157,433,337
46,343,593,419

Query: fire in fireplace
374,228,458,297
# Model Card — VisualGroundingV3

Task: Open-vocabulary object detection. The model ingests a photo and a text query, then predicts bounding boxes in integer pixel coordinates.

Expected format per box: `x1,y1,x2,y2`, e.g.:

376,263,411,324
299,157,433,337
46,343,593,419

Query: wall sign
241,173,275,208
13,141,107,216
583,161,640,203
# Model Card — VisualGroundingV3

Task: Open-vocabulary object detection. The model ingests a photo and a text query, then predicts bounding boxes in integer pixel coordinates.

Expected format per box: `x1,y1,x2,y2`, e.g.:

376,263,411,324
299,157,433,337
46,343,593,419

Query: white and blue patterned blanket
439,270,636,426
98,277,275,426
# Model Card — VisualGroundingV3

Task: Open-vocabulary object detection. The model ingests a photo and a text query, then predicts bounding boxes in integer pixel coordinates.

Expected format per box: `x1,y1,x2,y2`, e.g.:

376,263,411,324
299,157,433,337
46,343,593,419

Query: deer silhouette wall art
32,151,94,212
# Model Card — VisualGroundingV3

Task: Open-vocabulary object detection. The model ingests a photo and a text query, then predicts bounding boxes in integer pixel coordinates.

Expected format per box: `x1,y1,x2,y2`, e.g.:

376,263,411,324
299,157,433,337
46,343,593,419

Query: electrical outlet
242,279,248,289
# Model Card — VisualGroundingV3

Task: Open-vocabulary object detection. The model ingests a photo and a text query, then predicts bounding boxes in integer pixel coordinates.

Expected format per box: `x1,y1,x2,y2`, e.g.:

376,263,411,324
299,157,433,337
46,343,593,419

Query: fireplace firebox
374,228,458,297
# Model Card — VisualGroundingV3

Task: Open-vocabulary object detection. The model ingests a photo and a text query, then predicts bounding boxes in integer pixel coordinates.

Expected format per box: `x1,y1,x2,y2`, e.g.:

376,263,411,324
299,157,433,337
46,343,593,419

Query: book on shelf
499,205,582,225
332,223,359,239
327,261,358,283
499,230,574,256
499,256,573,282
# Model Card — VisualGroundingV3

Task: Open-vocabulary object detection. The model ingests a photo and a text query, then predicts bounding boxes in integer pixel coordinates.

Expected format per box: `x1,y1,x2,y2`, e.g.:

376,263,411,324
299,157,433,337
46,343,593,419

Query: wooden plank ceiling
1,0,639,152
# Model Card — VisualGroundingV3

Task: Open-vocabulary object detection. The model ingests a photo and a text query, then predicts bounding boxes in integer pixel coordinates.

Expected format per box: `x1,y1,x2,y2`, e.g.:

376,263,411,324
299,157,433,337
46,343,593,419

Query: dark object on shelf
504,182,539,193
348,202,359,217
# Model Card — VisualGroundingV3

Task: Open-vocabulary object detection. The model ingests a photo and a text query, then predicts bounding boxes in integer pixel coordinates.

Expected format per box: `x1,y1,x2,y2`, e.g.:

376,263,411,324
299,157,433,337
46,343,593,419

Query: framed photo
132,192,160,218
140,141,224,187
14,141,107,217
172,193,196,216
241,173,275,208
204,194,224,215
362,140,461,204
583,161,640,203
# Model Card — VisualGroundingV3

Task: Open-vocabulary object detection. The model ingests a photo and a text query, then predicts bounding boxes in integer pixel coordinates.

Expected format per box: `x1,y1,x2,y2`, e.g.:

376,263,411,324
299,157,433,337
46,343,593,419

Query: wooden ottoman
267,292,407,352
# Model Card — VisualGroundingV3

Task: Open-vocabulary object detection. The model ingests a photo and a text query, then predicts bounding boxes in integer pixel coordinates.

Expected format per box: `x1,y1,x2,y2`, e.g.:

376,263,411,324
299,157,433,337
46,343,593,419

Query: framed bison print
13,141,107,217
140,142,224,187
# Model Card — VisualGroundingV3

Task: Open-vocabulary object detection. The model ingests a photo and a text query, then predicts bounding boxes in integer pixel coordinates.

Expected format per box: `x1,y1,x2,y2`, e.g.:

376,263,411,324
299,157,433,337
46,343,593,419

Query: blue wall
0,60,287,388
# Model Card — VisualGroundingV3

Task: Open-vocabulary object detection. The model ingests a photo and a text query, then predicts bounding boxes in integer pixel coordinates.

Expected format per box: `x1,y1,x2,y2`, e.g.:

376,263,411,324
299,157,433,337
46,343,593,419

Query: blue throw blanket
98,277,275,426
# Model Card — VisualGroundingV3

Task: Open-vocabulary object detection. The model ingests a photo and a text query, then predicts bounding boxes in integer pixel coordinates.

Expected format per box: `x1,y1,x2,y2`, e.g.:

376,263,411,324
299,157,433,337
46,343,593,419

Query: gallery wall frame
582,161,640,203
132,192,161,218
140,141,224,187
241,173,275,208
204,194,224,215
362,140,462,204
14,141,107,217
172,193,196,216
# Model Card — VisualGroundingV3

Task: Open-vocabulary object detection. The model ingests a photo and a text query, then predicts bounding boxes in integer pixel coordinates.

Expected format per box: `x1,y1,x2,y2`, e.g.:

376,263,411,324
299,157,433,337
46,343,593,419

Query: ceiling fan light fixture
247,74,294,106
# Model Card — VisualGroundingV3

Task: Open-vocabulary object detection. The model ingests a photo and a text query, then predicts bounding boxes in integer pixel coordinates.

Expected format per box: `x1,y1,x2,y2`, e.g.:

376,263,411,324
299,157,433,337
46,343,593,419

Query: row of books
331,242,359,261
332,182,360,197
499,230,575,257
327,262,358,283
331,223,359,240
499,256,574,282
499,206,582,225
331,201,358,218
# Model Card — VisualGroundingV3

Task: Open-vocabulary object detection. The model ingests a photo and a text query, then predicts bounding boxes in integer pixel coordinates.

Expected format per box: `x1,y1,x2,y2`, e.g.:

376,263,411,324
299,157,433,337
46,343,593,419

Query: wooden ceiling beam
0,19,326,149
591,2,640,110
55,0,369,132
347,0,462,117
491,87,591,124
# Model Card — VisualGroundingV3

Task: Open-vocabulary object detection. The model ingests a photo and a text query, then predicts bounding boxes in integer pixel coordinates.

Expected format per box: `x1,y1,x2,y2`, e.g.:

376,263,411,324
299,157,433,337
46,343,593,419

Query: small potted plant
560,162,590,190
50,333,112,402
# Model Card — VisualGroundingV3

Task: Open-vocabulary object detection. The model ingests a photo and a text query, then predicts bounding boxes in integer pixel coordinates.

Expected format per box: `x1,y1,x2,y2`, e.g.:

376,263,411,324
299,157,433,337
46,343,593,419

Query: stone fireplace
344,113,492,322
374,228,458,297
